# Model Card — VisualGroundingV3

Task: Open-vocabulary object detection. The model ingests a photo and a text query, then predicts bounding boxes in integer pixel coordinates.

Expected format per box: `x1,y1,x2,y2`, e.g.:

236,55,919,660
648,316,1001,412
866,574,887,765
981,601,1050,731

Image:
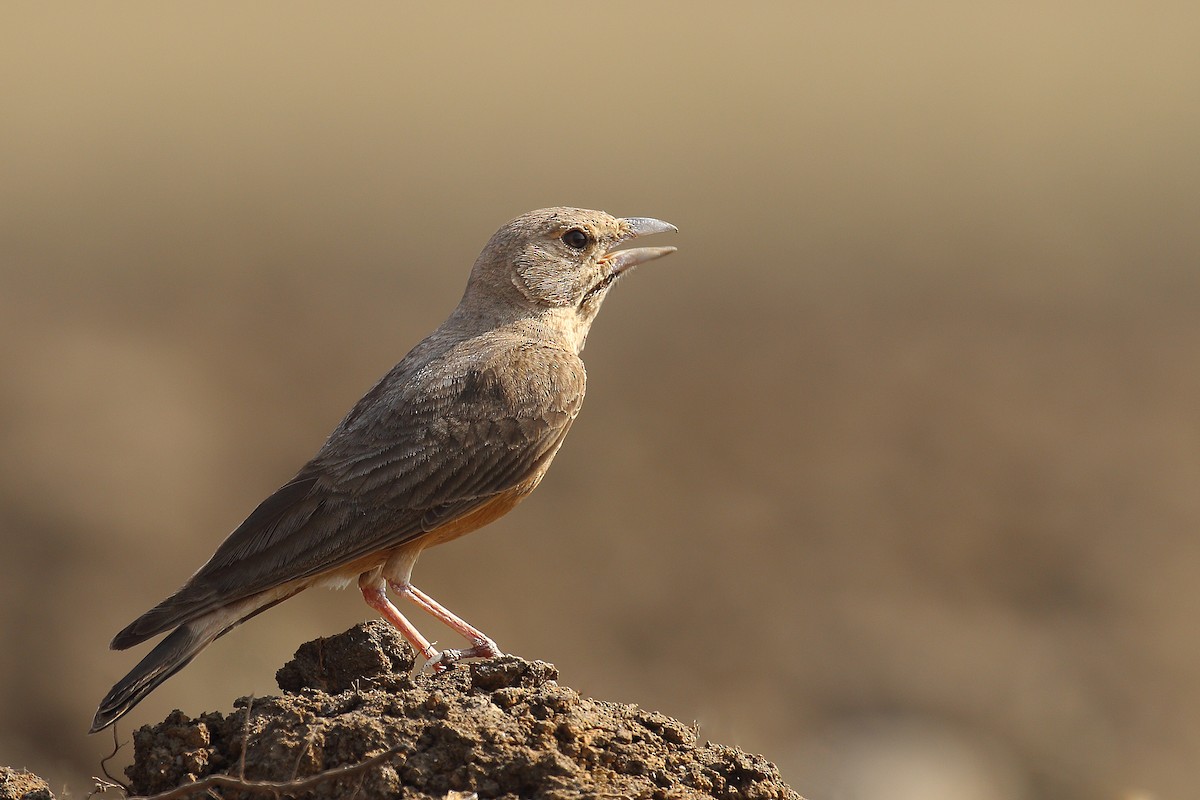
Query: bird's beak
604,217,679,274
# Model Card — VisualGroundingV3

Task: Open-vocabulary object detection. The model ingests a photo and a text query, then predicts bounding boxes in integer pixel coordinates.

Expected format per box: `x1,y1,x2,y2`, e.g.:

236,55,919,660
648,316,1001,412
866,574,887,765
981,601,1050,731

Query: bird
90,207,678,733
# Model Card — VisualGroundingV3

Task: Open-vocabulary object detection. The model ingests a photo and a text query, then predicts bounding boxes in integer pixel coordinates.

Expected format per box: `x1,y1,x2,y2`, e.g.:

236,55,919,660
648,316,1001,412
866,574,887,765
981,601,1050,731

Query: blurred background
2,3,1198,798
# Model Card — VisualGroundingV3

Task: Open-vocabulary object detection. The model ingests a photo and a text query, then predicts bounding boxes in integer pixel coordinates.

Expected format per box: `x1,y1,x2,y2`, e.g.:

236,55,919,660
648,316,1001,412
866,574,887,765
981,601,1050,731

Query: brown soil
115,622,801,799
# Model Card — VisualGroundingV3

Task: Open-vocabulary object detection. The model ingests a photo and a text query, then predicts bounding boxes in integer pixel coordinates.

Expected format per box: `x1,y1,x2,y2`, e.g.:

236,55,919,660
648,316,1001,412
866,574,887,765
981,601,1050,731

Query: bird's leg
358,574,442,664
387,579,502,667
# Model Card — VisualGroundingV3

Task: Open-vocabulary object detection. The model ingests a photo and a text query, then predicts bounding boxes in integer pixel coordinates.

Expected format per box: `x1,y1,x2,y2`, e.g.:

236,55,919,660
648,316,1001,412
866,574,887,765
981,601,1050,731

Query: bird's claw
426,637,502,672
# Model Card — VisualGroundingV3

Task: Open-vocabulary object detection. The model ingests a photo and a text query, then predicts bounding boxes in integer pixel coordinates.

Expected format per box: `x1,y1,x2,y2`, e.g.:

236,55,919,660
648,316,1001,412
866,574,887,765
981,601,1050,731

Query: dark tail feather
92,587,304,733
90,623,211,733
111,600,207,651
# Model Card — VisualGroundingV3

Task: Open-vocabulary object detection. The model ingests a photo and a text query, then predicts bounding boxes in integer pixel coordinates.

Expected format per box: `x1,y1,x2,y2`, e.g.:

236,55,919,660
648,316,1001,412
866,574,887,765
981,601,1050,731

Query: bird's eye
562,228,590,250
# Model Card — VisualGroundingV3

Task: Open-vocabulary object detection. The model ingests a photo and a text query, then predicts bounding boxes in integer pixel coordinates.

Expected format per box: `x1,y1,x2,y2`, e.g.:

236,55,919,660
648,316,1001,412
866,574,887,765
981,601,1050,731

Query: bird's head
459,207,677,349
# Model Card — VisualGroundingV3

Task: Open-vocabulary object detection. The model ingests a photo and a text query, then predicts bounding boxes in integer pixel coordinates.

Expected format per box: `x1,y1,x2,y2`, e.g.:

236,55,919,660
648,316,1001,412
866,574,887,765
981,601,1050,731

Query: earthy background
2,3,1198,798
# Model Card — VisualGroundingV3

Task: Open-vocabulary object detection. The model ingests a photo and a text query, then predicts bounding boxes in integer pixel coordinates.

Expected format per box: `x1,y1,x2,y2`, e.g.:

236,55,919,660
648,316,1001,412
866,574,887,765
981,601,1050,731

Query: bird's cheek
512,272,573,307
514,258,588,307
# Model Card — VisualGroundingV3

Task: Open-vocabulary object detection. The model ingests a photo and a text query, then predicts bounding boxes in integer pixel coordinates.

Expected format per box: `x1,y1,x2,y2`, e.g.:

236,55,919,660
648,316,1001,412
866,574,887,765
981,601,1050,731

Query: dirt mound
120,622,801,799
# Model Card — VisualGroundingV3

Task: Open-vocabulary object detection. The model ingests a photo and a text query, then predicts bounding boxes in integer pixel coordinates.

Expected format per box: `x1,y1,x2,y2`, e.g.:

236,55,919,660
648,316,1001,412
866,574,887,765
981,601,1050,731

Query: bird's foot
427,636,502,672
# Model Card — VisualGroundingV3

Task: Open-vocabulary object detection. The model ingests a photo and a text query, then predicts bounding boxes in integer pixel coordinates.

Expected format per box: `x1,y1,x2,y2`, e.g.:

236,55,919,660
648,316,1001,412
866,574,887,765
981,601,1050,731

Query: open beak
603,217,678,275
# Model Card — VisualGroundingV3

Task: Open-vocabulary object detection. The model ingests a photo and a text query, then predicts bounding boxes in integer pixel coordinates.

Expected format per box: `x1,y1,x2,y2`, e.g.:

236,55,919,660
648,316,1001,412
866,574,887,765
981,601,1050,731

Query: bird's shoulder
452,332,587,412
319,329,584,461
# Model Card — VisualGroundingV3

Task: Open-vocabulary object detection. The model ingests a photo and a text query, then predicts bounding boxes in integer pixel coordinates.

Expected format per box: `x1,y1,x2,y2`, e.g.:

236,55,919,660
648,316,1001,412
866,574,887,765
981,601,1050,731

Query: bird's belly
418,483,535,548
313,481,538,591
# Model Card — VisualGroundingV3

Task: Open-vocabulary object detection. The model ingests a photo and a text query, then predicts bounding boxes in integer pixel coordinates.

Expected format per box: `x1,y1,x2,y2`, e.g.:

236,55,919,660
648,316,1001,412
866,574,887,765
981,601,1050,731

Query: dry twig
88,724,132,798
237,696,254,781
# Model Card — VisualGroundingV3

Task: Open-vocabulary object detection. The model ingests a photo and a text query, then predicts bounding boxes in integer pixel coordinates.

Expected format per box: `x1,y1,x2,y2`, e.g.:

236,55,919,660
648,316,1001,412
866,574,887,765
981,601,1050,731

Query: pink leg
388,579,502,668
358,575,441,663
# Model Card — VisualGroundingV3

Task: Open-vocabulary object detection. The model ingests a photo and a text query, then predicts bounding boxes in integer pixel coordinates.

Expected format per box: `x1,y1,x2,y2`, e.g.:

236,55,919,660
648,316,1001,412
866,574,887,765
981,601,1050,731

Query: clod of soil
0,768,54,800
124,622,802,799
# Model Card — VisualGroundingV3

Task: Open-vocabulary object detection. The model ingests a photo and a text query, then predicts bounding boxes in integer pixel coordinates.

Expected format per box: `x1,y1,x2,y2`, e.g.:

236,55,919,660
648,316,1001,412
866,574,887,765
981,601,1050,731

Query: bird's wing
113,339,584,648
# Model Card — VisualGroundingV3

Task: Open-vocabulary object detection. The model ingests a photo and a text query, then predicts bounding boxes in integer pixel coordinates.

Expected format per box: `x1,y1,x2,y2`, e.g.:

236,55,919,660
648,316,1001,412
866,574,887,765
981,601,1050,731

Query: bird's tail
90,587,300,733
90,622,214,733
